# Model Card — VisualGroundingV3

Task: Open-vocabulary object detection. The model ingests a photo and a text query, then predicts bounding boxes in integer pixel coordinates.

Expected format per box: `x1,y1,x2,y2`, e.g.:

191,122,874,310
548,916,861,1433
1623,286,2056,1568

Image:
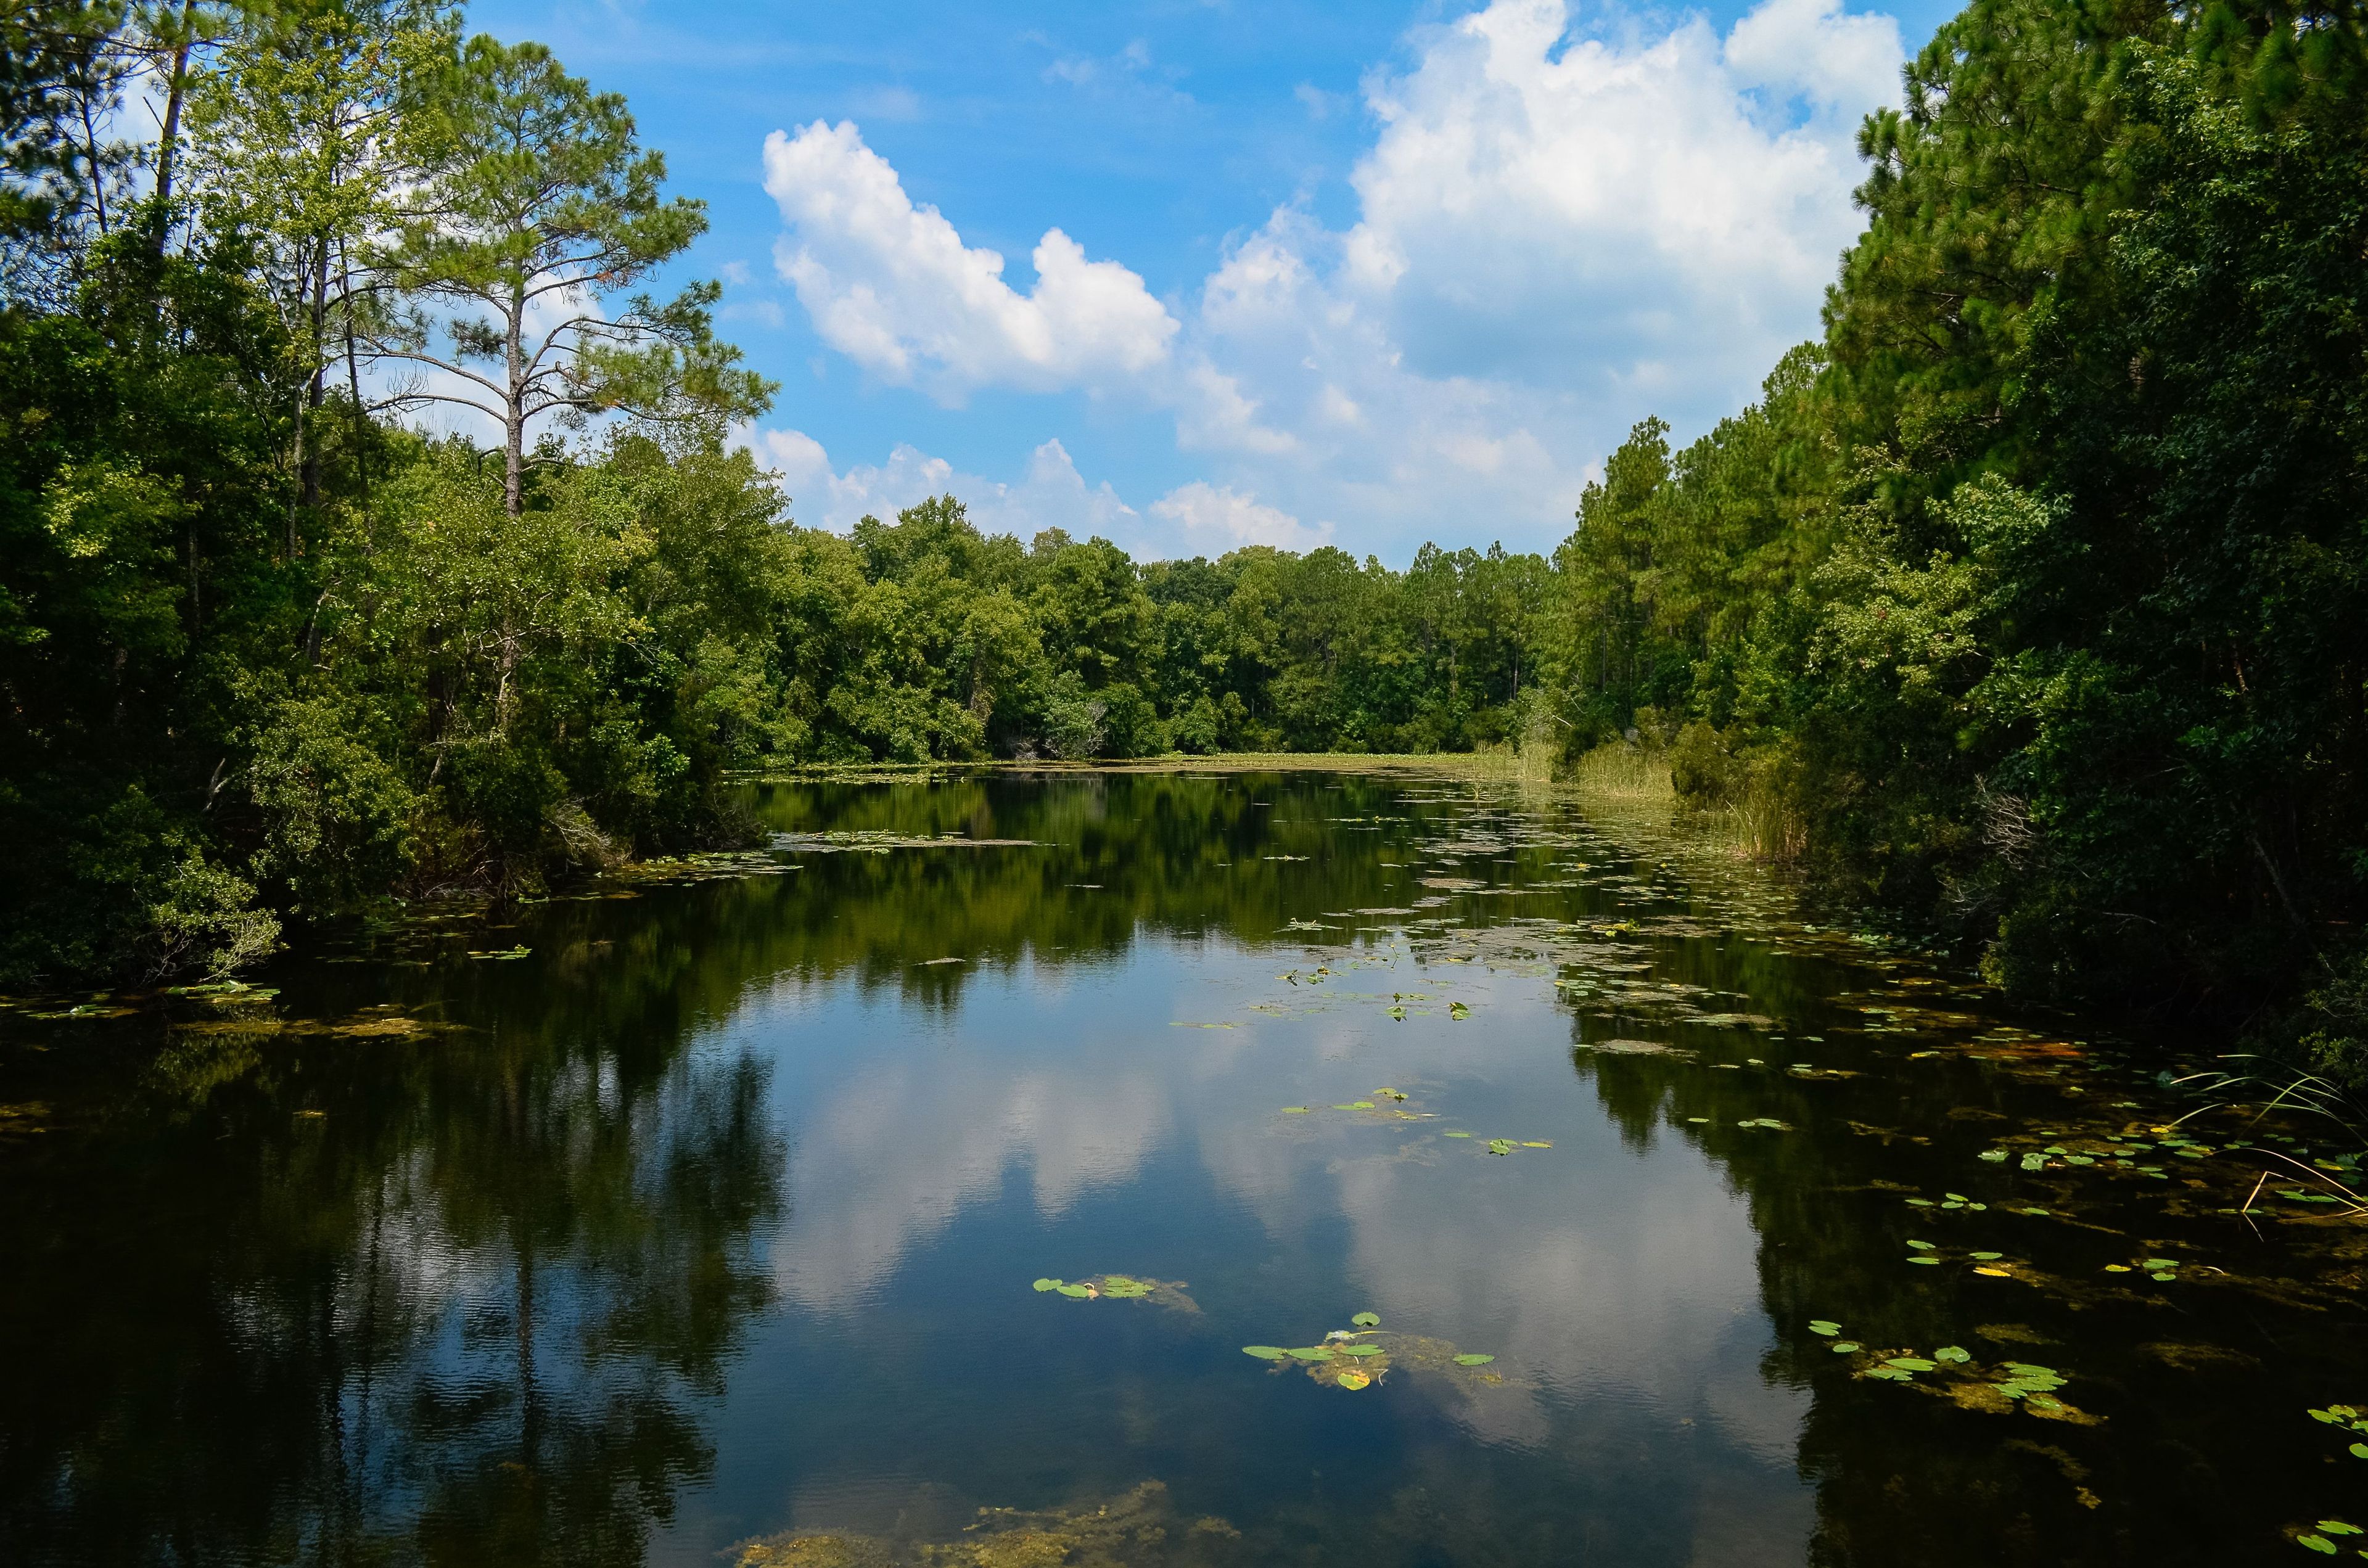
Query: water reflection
0,969,784,1566
2,769,2362,1567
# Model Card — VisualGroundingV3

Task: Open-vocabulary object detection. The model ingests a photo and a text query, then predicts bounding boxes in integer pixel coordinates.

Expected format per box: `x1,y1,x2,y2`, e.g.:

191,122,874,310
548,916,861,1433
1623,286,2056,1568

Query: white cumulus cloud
755,0,1904,557
754,427,1138,541
762,120,1180,402
1339,0,1901,390
1149,482,1334,553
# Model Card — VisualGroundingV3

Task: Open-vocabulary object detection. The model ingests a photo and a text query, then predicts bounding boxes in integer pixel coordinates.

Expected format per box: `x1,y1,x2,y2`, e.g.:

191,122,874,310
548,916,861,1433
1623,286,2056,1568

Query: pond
2,767,2365,1566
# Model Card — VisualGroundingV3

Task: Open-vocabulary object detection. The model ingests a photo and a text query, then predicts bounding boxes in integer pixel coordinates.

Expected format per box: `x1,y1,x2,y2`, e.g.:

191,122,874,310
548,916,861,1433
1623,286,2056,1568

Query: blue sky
466,0,1959,564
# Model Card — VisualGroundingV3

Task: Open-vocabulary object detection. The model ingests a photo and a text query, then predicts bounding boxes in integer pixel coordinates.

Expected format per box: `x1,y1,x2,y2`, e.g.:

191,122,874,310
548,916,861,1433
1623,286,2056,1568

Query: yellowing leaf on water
1336,1371,1371,1390
1974,1266,2012,1277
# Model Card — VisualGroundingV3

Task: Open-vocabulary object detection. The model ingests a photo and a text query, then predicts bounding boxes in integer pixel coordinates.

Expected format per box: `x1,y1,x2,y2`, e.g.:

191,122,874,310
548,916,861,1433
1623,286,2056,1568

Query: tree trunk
504,289,525,515
342,242,372,509
78,90,108,234
152,1,200,218
302,239,328,509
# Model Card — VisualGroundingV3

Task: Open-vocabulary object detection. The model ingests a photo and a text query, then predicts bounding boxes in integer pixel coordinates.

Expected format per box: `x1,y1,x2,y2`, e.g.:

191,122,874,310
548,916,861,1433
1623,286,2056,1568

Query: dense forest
4,0,2366,1073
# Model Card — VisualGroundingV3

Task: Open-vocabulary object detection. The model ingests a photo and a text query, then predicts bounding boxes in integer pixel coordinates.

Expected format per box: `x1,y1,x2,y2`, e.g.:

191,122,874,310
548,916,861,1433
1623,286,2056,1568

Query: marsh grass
2172,1056,2368,1220
1560,742,1803,863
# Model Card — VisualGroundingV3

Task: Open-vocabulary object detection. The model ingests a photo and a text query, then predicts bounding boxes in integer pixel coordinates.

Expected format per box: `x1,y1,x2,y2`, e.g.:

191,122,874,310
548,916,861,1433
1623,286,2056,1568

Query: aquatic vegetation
2296,1521,2364,1555
733,1482,1241,1567
1032,1276,1196,1310
1842,1340,2100,1423
768,831,1041,855
2308,1403,2368,1463
1241,1313,1502,1392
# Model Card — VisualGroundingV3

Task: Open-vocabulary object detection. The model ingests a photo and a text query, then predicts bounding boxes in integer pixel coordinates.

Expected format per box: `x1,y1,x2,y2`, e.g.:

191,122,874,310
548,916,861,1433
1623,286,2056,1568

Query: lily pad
1970,1252,2004,1262
1335,1370,1372,1390
1288,1346,1335,1362
1281,1107,1311,1114
1934,1346,1972,1364
1907,1257,1942,1265
1521,1140,1553,1148
1907,1239,1937,1250
1832,1341,1862,1353
1352,1311,1380,1328
1056,1284,1092,1298
1337,1342,1384,1358
1242,1345,1288,1360
1033,1278,1063,1292
1886,1357,1938,1373
2298,1535,2336,1554
1808,1320,1841,1336
1444,1131,1473,1138
1452,1353,1495,1366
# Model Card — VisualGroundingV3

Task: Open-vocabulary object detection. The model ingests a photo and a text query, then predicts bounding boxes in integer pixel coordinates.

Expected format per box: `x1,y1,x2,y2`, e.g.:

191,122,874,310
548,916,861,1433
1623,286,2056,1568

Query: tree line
4,0,2367,1074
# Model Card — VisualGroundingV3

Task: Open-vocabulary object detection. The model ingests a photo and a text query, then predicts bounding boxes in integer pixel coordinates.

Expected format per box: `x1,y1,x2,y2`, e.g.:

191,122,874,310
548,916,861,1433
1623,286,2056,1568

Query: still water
4,768,2366,1566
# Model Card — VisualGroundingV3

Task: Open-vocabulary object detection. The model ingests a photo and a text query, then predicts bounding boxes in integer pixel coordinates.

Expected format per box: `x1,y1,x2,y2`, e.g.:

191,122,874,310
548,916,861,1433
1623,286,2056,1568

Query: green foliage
1552,1,2368,1037
8,0,2366,1054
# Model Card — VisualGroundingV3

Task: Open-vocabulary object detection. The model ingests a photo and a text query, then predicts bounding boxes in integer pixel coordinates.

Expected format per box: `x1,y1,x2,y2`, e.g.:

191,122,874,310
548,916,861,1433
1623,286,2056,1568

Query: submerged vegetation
4,0,2367,1081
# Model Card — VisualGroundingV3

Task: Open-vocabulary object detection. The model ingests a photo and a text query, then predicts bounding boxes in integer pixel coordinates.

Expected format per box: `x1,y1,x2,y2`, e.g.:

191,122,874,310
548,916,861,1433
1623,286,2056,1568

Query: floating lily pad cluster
1983,1134,2189,1182
1278,1089,1429,1122
1242,1311,1497,1392
1904,1191,1988,1212
1896,1240,2010,1273
1032,1273,1194,1308
2102,1257,2184,1283
2308,1403,2368,1463
1820,1324,2089,1420
1807,1320,1862,1353
2295,1520,2363,1555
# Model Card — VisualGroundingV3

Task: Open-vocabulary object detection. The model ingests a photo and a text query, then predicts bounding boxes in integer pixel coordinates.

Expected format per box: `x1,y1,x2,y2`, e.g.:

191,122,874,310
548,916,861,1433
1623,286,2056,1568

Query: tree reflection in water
0,988,784,1567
